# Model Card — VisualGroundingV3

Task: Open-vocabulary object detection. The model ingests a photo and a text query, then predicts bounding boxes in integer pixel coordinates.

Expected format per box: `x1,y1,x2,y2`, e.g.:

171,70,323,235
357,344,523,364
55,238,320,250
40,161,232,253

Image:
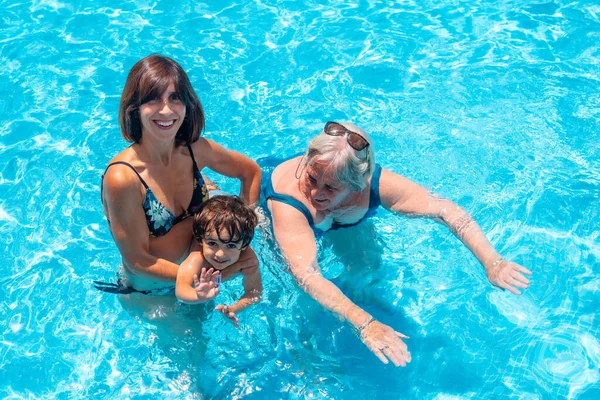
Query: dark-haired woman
98,55,261,295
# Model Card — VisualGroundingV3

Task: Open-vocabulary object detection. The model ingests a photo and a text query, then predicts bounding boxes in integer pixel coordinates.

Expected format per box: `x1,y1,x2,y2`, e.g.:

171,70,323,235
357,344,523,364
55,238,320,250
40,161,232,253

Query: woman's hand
193,267,220,301
360,320,411,367
215,304,240,328
486,259,532,295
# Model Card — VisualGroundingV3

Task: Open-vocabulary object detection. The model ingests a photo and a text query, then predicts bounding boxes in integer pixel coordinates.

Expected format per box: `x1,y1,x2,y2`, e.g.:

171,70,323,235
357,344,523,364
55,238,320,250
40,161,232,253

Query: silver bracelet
353,316,375,337
489,258,504,268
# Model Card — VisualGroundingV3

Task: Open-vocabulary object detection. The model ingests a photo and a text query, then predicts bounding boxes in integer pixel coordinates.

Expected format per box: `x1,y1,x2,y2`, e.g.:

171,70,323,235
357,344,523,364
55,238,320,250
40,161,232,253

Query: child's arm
176,251,221,304
229,265,263,313
215,264,262,327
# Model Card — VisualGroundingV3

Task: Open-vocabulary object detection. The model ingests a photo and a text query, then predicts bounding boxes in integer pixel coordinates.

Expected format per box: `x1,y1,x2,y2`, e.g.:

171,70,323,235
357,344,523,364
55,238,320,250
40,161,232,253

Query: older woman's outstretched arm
378,169,532,295
270,200,411,367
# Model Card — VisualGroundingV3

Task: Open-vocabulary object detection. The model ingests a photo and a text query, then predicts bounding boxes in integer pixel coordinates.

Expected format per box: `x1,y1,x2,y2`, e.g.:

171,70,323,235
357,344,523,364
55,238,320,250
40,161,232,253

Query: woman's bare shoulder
271,156,303,191
189,137,211,153
103,147,144,194
107,146,138,164
187,137,217,165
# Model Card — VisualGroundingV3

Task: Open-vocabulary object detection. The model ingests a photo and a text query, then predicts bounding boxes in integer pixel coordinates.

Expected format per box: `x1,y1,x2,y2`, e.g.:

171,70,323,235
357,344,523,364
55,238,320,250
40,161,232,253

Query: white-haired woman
264,121,532,367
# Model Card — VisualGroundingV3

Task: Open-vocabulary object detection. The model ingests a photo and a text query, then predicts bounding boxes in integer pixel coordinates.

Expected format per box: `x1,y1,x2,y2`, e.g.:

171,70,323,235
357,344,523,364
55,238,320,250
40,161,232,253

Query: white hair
304,122,375,191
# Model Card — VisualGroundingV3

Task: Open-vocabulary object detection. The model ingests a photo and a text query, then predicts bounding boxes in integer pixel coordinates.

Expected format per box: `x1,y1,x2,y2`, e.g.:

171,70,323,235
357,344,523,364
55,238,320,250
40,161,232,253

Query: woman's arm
378,168,532,294
103,165,180,281
270,200,410,366
195,138,262,205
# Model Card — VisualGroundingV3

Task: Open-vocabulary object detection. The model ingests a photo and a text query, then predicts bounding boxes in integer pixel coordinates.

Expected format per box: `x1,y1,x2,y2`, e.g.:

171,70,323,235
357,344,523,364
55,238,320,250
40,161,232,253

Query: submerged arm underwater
270,201,412,367
379,168,532,295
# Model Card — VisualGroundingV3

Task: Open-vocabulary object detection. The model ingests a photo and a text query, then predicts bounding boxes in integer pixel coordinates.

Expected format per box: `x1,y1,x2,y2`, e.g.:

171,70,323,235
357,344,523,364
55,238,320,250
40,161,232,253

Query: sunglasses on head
324,121,370,151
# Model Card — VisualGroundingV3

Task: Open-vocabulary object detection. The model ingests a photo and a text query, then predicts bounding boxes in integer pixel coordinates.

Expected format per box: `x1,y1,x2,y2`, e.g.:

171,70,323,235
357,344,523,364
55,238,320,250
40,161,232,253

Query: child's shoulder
239,264,259,275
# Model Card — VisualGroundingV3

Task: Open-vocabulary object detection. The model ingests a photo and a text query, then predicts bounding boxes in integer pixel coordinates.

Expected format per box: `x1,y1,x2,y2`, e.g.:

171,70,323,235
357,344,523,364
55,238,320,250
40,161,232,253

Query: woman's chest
313,202,369,230
144,162,197,213
148,218,194,261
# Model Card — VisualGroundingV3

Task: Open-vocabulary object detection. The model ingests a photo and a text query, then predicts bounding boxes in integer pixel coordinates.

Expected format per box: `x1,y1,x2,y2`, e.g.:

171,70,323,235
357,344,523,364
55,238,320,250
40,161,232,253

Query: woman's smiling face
139,82,186,143
303,162,354,211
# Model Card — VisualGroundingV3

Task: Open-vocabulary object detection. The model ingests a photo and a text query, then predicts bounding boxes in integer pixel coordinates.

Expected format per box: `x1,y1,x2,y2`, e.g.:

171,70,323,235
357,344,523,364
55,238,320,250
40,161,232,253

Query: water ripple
1,0,600,398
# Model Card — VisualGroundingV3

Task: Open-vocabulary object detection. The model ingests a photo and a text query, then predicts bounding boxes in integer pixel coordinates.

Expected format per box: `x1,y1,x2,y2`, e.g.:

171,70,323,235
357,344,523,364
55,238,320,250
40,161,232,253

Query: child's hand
215,304,240,328
193,268,220,301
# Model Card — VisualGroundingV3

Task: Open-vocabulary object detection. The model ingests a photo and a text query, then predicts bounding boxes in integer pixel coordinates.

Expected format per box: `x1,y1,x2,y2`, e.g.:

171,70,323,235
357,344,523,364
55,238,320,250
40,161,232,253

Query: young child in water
176,195,261,327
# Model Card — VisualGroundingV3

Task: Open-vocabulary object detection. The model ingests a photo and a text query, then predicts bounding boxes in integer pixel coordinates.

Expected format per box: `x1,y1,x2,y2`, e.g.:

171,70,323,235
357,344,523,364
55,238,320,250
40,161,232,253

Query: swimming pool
1,0,599,398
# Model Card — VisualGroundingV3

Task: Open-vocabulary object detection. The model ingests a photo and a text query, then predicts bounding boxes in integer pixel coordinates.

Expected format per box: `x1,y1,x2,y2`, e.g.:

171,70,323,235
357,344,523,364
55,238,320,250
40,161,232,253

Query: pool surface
1,0,599,398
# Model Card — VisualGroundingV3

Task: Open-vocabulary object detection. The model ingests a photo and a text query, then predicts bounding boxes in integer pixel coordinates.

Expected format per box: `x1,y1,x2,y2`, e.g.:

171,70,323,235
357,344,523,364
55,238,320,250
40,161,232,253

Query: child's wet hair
193,196,258,248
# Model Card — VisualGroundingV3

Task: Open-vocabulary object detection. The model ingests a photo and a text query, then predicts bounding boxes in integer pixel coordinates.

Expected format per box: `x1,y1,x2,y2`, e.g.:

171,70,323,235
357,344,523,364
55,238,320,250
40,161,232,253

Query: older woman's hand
360,320,411,367
486,259,532,295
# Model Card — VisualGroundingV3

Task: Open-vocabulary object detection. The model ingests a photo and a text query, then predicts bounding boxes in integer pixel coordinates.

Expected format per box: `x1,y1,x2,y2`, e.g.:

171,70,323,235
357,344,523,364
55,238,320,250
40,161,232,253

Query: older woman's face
303,162,353,211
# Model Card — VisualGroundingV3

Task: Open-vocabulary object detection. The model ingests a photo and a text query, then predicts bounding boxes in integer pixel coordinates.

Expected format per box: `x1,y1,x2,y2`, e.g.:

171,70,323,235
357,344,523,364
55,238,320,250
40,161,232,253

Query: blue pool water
1,0,599,398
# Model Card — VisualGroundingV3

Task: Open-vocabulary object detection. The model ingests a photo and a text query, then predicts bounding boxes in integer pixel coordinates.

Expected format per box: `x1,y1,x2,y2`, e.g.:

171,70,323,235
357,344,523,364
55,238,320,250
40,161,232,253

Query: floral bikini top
101,145,209,237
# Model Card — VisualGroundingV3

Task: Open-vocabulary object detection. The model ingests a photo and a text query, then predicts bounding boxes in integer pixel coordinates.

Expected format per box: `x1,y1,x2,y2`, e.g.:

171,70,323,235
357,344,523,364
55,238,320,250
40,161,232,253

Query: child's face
201,228,245,270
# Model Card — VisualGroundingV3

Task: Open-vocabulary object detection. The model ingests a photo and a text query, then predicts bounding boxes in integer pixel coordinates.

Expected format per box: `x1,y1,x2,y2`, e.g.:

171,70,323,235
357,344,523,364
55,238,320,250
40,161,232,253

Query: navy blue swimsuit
262,158,383,235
